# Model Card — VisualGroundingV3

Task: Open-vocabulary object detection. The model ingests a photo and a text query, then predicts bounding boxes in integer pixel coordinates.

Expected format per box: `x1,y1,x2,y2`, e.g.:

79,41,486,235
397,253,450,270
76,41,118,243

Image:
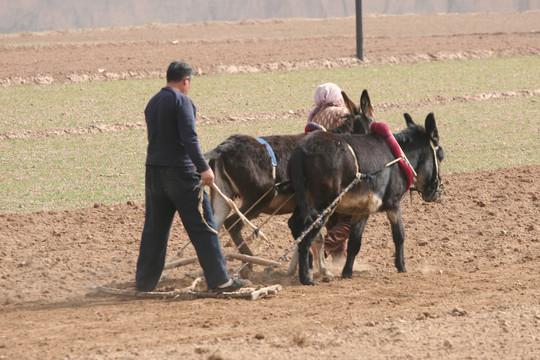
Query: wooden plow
89,278,282,301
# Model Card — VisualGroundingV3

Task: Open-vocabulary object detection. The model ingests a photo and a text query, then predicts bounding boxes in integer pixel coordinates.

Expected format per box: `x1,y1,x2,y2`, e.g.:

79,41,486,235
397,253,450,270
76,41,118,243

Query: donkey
205,90,375,277
288,113,444,285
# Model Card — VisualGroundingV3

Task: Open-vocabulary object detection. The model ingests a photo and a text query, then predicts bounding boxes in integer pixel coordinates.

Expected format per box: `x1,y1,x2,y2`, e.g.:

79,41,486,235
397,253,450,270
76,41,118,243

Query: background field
1,12,539,360
1,56,539,213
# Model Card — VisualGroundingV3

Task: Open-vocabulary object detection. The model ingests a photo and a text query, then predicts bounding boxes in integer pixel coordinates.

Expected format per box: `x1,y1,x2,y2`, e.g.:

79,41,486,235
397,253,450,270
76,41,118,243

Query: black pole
356,0,364,60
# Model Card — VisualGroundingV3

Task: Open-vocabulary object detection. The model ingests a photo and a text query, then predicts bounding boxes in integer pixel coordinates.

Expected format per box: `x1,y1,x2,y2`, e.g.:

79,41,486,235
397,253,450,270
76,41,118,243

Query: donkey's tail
207,155,238,198
204,143,230,190
205,150,241,231
288,146,319,238
204,137,243,201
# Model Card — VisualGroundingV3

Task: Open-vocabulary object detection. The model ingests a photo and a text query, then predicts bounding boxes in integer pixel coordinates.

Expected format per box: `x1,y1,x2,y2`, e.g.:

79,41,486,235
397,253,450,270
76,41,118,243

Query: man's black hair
166,61,194,83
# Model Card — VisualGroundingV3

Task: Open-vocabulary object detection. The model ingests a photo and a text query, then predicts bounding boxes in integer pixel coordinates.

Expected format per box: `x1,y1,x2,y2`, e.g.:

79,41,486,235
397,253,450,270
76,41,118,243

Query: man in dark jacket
135,61,247,293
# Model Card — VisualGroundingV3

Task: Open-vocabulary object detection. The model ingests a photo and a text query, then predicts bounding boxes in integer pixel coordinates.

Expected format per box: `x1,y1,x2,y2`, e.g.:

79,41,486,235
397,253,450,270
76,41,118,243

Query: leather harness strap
256,137,277,180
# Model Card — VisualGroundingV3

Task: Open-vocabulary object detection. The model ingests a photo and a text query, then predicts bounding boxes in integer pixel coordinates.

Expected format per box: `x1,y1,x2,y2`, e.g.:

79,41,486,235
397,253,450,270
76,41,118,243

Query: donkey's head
404,112,444,202
333,89,375,134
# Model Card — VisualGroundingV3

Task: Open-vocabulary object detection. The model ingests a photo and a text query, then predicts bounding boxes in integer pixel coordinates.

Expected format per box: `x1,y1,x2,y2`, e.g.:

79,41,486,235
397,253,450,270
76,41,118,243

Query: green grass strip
1,94,538,214
1,56,539,213
1,56,538,133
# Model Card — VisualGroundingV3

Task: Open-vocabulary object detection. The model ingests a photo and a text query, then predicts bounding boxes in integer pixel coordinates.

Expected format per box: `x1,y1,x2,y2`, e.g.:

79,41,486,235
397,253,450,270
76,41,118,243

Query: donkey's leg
224,213,251,254
232,195,274,253
211,158,234,231
342,215,369,279
211,189,231,231
287,207,318,285
286,243,299,276
287,208,304,276
225,196,275,277
387,207,407,273
297,231,318,285
287,225,332,277
313,231,333,277
224,212,255,279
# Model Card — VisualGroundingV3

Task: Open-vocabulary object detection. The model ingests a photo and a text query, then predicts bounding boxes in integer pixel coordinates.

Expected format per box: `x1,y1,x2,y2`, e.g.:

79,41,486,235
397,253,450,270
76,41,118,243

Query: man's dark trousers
135,166,229,291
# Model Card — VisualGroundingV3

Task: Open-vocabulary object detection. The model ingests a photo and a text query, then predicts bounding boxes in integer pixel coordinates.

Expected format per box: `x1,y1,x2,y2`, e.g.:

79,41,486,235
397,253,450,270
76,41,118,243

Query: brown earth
2,12,540,85
1,13,540,360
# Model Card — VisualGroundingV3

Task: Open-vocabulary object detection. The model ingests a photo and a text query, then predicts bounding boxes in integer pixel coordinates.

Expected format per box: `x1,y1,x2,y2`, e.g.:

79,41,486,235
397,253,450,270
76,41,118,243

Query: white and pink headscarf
307,83,344,122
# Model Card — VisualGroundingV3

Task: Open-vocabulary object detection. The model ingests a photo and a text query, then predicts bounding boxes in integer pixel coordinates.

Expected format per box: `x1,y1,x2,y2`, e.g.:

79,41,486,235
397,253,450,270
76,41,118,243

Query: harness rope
230,191,295,254
195,184,218,234
430,140,441,180
210,182,270,243
224,182,284,235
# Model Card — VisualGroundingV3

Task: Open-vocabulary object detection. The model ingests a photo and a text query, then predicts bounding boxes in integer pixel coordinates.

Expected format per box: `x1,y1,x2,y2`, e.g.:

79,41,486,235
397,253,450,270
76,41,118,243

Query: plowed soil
1,12,539,360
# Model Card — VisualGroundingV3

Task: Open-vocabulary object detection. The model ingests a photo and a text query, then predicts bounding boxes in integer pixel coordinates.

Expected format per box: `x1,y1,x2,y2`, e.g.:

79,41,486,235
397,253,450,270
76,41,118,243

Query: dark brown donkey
205,90,375,276
288,113,444,285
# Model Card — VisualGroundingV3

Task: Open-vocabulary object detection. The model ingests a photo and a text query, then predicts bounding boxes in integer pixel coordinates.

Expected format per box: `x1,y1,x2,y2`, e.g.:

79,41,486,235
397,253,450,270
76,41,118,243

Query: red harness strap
370,122,414,191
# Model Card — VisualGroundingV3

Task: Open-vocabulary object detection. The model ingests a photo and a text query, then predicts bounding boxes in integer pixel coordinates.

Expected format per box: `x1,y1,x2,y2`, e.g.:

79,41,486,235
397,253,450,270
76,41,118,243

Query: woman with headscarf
306,83,352,264
307,82,350,129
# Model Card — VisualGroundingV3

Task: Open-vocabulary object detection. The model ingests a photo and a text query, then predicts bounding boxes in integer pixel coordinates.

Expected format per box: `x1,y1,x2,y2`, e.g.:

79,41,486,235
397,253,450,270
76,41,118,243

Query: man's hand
200,168,215,187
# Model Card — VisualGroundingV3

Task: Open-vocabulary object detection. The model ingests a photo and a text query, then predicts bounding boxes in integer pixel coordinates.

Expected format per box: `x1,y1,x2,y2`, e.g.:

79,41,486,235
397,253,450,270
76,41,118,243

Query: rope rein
224,182,284,233
210,182,271,243
195,183,219,234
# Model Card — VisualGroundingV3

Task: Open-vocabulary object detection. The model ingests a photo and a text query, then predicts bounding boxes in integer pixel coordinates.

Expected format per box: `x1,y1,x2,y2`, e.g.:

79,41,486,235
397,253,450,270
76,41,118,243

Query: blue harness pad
256,137,277,167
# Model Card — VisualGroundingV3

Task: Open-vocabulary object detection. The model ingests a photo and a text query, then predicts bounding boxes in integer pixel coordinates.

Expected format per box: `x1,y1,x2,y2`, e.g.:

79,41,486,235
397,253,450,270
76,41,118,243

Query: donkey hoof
300,278,317,286
341,270,353,279
321,269,334,277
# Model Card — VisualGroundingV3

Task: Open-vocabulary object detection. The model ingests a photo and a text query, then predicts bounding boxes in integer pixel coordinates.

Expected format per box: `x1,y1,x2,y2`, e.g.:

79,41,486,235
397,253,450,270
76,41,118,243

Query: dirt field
1,12,539,360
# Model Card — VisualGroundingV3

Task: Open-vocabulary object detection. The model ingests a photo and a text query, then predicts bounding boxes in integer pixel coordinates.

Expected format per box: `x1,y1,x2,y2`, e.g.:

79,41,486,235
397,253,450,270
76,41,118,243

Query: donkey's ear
360,89,375,120
404,113,415,127
341,91,357,114
425,113,439,142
